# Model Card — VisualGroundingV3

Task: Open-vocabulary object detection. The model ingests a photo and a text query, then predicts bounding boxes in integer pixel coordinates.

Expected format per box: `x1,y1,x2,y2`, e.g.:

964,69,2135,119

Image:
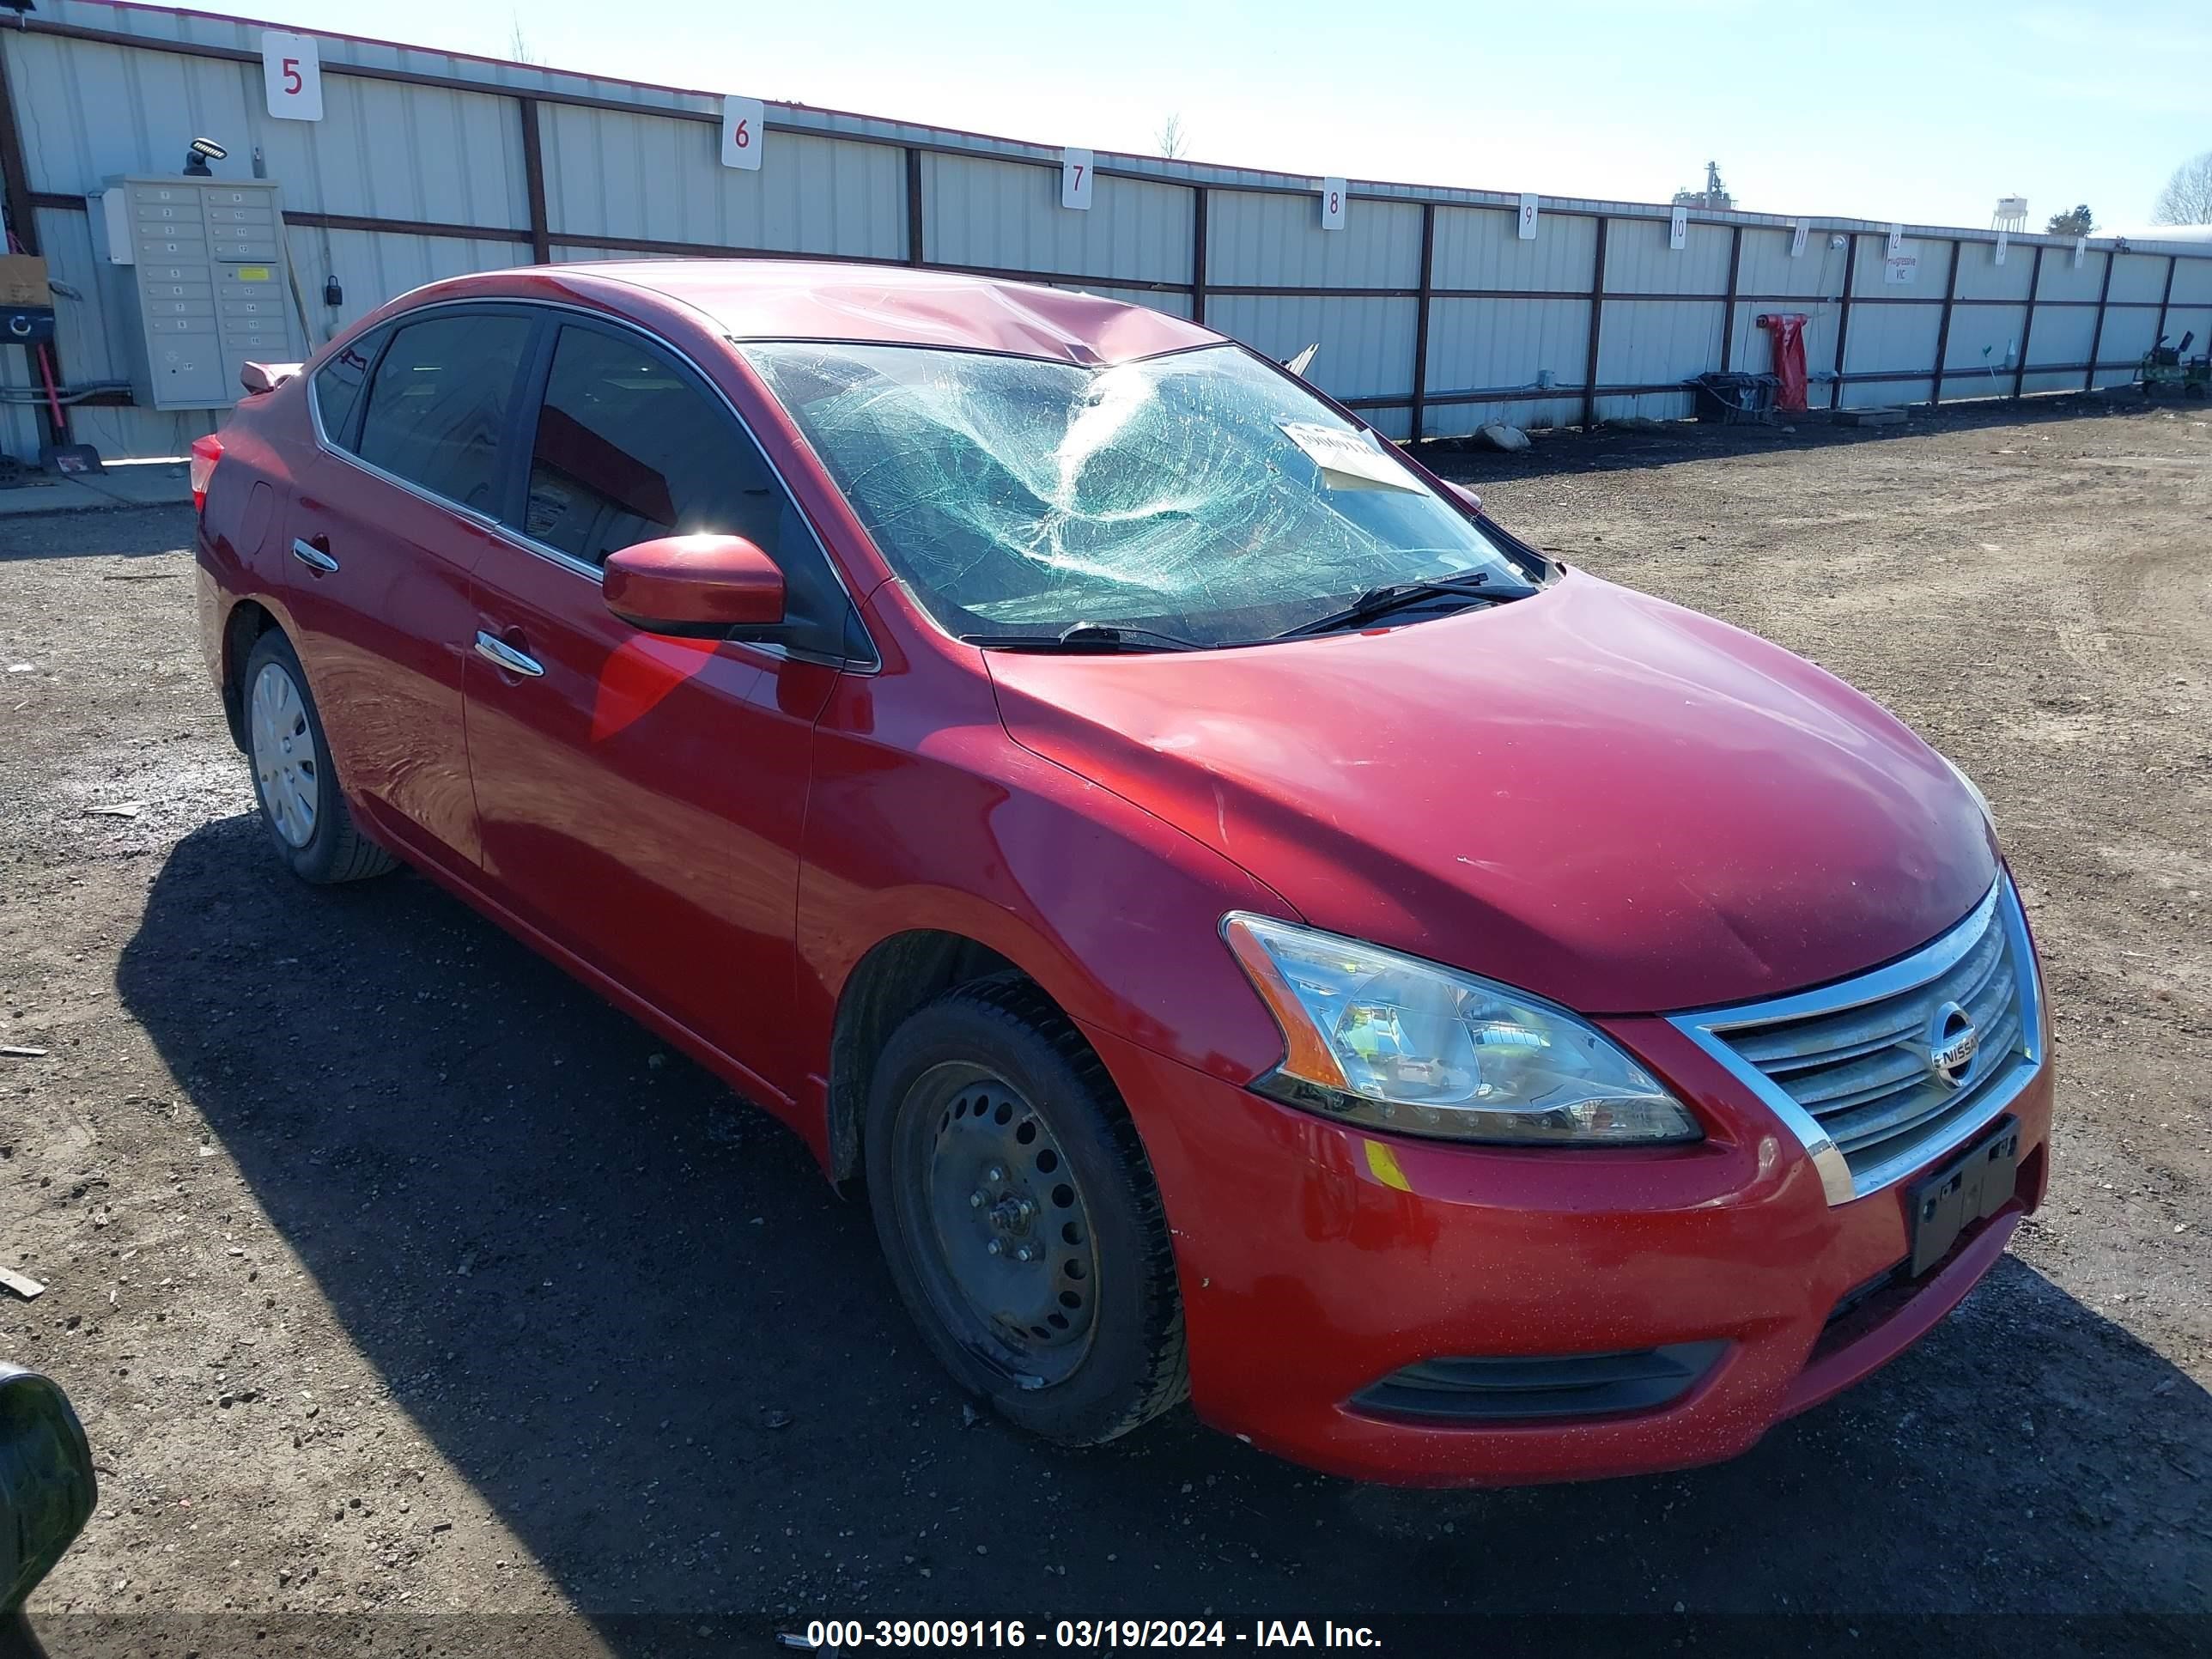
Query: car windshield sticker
1277,422,1423,493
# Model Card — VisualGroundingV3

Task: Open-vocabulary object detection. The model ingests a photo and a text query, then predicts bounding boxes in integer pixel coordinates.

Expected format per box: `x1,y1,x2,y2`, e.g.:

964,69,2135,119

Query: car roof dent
420,261,1220,367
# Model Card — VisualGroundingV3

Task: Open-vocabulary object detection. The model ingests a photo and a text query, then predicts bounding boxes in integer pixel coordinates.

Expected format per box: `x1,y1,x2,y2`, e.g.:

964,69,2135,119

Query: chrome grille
1670,878,2045,1206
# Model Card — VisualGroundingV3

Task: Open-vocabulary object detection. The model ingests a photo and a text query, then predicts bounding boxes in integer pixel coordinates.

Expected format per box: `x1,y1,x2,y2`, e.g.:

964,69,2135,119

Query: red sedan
192,261,2052,1486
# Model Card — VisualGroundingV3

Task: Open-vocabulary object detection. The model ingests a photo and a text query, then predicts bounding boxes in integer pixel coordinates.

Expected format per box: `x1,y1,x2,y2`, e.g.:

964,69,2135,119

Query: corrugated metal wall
6,0,2211,463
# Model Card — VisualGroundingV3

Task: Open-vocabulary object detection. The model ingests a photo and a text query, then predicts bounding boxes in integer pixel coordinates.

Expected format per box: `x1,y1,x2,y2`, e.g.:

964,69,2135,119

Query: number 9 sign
721,94,765,172
261,30,323,122
1320,177,1346,233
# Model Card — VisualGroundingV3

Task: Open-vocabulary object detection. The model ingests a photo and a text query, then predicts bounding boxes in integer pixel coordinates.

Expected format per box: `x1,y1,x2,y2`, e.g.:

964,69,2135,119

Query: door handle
290,537,338,574
474,630,544,678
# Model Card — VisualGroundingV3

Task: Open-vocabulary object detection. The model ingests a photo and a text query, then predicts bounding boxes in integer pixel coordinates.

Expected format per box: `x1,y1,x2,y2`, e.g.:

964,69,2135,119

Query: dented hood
987,569,1998,1014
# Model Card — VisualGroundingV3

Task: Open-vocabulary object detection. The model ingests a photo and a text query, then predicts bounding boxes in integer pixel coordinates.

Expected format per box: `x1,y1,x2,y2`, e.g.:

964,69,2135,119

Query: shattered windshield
740,341,1534,647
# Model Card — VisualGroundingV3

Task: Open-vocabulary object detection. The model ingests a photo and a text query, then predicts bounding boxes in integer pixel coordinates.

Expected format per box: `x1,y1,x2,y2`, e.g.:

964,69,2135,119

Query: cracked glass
742,342,1527,647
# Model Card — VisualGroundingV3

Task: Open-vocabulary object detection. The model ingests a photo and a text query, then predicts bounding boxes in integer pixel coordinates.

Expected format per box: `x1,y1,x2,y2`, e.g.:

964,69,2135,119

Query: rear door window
356,313,534,514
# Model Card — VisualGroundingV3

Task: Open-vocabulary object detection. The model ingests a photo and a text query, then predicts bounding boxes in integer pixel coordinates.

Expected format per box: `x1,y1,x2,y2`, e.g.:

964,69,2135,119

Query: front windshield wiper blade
1273,573,1522,641
962,622,1206,653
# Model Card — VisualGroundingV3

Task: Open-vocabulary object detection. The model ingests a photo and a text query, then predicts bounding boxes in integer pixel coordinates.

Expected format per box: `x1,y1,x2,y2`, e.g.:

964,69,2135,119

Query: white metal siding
1952,243,2033,303
1605,216,1731,296
1206,191,1421,289
925,153,1189,286
1426,297,1591,398
541,105,901,261
1431,207,1595,294
1205,295,1419,404
0,0,2209,462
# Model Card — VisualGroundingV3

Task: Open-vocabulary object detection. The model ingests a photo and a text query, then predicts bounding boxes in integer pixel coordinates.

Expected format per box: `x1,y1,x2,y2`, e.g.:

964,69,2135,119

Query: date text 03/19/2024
792,1620,1384,1650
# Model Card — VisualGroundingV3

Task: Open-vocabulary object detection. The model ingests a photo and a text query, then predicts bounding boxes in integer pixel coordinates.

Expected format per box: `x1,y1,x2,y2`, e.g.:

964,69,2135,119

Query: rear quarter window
310,325,388,450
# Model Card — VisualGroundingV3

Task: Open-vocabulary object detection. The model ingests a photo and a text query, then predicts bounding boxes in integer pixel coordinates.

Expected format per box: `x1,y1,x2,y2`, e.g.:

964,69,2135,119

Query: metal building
3,0,2209,465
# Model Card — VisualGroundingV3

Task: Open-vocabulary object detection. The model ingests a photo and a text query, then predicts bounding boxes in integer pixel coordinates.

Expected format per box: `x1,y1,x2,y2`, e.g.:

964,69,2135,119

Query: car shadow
0,502,196,561
1413,390,2179,491
113,818,2212,1650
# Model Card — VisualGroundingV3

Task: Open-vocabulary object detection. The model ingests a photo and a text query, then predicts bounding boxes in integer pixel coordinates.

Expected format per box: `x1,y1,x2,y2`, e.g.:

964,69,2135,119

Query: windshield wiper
962,622,1205,653
1273,573,1521,640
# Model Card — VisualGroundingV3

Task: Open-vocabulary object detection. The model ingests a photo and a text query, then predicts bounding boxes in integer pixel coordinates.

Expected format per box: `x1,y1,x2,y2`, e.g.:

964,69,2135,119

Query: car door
282,305,536,870
462,314,868,1100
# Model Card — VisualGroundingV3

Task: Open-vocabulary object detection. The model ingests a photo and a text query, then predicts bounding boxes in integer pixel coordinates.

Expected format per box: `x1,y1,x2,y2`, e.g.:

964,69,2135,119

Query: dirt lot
3,396,2209,1656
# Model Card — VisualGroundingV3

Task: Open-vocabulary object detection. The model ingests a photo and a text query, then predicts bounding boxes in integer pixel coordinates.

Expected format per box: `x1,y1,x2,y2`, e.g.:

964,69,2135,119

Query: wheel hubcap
248,661,318,848
908,1066,1101,1383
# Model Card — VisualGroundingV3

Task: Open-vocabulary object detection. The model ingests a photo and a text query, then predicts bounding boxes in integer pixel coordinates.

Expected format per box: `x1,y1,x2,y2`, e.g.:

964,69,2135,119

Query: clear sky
240,0,2208,231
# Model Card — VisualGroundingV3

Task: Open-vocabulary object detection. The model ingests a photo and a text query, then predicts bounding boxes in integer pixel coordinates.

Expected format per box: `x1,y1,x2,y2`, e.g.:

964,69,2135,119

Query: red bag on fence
1760,313,1809,411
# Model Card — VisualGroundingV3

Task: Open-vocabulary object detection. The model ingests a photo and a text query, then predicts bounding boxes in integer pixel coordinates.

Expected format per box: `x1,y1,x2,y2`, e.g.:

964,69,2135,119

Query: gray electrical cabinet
89,176,307,410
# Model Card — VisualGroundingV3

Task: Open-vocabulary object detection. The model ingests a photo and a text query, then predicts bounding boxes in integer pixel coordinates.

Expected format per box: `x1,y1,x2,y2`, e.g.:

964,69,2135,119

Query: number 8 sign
261,30,323,122
1320,178,1346,232
721,95,765,171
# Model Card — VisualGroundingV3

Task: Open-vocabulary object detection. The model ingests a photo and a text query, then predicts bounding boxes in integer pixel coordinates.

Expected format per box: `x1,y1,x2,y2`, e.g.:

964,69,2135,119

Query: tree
2154,152,2212,225
507,12,539,64
1157,113,1189,161
2045,204,2094,235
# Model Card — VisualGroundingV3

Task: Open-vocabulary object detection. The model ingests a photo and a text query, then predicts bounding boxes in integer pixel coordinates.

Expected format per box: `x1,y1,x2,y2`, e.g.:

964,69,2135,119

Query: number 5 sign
721,94,765,171
261,30,323,122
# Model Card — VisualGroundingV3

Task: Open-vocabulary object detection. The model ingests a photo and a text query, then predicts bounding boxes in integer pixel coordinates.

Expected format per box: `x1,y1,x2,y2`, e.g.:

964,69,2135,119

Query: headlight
1220,914,1700,1146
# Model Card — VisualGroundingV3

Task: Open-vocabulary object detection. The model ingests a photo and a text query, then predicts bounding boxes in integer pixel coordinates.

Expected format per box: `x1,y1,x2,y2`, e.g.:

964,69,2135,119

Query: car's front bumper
1085,1015,2052,1487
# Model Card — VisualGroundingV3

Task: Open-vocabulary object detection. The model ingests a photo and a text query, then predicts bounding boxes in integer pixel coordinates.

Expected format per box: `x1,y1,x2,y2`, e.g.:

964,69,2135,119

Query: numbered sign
720,95,764,171
1668,206,1688,250
1517,193,1540,240
1994,228,2008,266
2073,235,2087,268
1790,220,1809,258
1060,149,1093,211
261,30,323,122
1319,178,1346,232
1887,222,1904,254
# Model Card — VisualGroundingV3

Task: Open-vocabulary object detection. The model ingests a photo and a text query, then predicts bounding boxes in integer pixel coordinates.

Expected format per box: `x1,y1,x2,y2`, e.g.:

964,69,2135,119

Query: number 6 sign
721,94,765,171
261,30,323,122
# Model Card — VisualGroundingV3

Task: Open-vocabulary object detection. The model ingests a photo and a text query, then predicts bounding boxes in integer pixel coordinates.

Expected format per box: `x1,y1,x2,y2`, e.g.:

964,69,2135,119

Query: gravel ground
3,396,2208,1657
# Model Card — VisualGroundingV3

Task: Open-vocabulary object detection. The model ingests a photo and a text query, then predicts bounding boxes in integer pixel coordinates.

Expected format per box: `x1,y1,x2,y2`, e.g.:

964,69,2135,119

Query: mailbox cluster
92,176,306,411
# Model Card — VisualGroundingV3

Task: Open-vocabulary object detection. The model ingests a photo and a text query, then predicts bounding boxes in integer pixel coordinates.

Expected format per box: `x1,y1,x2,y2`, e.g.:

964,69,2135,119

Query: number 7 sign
261,30,323,122
1060,149,1093,211
721,95,765,171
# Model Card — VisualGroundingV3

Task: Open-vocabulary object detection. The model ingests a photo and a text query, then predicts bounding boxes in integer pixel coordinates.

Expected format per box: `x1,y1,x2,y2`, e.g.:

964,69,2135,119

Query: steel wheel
896,1061,1103,1386
249,659,319,848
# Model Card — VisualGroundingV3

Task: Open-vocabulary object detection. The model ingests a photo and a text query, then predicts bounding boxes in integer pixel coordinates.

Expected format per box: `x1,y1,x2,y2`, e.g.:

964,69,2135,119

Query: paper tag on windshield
1278,422,1421,492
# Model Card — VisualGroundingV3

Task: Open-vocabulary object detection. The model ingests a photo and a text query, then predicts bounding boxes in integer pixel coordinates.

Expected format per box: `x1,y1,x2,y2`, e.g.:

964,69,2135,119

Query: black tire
865,975,1187,1445
240,629,395,884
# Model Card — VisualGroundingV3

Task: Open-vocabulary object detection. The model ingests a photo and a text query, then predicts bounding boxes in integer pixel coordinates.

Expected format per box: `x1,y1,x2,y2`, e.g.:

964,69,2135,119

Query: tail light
188,434,223,514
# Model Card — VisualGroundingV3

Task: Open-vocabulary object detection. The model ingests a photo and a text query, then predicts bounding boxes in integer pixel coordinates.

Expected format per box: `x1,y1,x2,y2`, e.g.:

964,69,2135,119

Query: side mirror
0,1364,96,1620
1442,481,1484,517
602,535,786,639
240,360,301,395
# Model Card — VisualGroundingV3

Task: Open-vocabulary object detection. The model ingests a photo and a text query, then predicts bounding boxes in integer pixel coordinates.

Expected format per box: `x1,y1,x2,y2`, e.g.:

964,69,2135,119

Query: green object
0,1364,96,1618
2136,336,2211,398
